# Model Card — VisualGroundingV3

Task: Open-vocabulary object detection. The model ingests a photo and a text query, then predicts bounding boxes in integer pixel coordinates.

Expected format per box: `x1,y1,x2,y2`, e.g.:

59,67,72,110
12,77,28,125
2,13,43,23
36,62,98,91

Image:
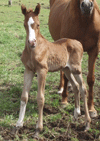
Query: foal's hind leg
58,71,64,94
16,69,34,128
63,67,81,119
74,74,91,131
61,74,69,106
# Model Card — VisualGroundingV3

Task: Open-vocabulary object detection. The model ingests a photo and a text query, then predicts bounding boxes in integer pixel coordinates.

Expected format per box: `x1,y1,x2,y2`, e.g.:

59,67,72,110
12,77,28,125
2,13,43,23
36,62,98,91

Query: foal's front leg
16,69,34,128
36,69,47,133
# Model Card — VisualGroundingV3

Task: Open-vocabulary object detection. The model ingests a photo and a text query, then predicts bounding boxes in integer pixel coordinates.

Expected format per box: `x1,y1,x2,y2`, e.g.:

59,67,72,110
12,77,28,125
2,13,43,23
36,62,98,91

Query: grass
0,0,100,141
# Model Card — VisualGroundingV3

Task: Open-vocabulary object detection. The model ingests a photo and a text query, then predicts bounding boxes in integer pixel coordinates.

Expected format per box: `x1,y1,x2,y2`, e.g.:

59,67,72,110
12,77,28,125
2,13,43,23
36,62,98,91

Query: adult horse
49,0,100,117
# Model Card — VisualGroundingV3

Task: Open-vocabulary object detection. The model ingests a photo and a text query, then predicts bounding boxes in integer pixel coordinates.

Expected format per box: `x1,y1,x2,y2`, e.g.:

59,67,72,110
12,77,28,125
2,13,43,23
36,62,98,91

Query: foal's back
47,38,83,73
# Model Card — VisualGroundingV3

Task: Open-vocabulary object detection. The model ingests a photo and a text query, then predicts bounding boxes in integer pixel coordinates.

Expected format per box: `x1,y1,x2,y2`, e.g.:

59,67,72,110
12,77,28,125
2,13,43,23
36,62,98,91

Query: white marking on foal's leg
63,68,81,120
16,101,26,127
28,17,36,42
58,87,64,94
68,81,71,87
74,107,81,120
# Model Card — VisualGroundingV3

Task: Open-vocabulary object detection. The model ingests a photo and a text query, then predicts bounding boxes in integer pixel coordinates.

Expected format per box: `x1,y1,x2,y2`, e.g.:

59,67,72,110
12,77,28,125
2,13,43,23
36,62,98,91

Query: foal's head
21,4,40,48
79,0,94,16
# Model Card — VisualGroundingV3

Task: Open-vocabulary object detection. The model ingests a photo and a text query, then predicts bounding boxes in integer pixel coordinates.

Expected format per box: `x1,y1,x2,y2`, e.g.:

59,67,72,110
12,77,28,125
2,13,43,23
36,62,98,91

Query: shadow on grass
0,83,22,117
0,4,10,7
0,82,38,118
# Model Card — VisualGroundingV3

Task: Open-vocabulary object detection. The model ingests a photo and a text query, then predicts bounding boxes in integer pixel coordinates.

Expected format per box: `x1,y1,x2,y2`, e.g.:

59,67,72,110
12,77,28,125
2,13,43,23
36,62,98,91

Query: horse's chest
21,49,35,71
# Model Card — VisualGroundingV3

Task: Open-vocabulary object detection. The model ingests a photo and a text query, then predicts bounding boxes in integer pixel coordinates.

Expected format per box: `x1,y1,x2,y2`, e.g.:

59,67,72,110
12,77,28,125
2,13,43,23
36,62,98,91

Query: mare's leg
61,74,69,106
87,49,98,117
36,69,47,133
74,74,91,131
16,69,34,128
58,70,64,94
63,68,81,119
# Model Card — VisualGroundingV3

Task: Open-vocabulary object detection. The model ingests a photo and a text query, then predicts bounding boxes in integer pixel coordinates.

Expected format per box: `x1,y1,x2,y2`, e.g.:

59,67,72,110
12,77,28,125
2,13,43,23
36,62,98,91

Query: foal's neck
36,31,47,45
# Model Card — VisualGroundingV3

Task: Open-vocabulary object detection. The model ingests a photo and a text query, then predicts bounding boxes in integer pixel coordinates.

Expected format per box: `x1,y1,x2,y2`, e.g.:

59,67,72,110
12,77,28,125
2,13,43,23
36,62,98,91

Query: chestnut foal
16,4,91,135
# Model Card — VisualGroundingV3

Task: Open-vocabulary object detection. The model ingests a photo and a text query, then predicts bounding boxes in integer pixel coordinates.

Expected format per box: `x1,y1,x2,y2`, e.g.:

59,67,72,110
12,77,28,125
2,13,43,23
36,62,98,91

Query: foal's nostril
28,40,34,44
28,40,30,44
28,39,36,48
28,40,32,45
33,39,36,42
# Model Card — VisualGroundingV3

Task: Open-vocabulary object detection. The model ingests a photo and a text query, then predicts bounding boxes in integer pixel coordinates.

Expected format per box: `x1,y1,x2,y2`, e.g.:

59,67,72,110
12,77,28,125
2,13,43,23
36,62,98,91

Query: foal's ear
21,4,27,15
34,3,41,15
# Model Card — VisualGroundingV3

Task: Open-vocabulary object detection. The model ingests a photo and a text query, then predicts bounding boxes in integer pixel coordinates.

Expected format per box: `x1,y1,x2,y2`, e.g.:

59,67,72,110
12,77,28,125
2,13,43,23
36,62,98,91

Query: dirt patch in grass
1,106,100,141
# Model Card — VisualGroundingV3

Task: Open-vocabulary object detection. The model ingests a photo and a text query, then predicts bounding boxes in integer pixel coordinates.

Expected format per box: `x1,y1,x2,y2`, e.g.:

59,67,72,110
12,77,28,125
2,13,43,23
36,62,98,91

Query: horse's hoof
11,127,20,135
84,122,90,132
89,110,98,118
33,133,39,140
58,87,63,94
33,129,40,140
61,102,68,108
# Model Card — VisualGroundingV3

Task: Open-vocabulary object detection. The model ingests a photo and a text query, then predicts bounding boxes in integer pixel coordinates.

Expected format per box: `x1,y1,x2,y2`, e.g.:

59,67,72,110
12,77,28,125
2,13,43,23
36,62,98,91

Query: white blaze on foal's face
28,17,36,42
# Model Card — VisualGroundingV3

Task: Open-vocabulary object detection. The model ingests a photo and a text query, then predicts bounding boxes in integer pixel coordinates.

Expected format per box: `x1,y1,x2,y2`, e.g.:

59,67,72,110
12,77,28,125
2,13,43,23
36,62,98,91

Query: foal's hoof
61,102,69,108
84,122,90,132
58,87,64,94
33,129,40,140
89,110,98,118
11,127,20,135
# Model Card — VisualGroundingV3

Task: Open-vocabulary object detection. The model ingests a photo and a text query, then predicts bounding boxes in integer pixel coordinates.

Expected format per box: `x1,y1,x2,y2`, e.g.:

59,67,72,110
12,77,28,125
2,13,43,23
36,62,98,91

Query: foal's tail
49,0,56,8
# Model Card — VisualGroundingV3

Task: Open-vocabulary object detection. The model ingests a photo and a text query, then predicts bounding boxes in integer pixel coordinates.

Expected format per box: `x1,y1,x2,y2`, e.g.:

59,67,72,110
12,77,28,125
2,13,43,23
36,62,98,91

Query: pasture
0,0,100,140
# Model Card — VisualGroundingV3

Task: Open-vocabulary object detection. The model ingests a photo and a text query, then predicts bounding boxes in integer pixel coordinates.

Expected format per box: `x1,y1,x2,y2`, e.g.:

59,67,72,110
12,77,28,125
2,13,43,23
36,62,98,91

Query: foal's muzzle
80,1,94,15
28,39,36,48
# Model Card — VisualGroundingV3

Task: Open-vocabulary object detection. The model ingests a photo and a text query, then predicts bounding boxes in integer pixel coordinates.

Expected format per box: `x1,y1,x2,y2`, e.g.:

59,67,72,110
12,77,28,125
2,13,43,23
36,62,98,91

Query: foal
16,4,91,134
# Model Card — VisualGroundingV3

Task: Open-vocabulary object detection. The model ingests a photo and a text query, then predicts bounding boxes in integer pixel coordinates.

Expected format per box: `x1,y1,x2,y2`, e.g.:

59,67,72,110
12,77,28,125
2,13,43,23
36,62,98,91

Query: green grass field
0,0,100,140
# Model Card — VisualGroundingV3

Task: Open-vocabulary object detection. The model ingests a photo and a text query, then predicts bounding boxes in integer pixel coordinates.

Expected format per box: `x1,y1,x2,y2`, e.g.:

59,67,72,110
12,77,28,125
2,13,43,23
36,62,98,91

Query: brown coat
21,36,83,74
49,0,100,117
